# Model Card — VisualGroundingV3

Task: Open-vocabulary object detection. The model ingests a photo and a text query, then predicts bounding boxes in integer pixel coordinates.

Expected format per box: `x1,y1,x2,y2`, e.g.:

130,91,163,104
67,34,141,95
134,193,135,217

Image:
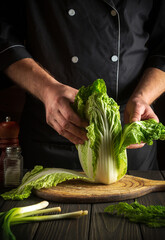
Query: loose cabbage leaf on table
1,166,89,200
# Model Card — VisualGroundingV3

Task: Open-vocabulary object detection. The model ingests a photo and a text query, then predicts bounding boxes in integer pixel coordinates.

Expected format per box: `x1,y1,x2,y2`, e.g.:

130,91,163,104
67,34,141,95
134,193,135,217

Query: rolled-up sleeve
145,0,165,72
0,1,32,71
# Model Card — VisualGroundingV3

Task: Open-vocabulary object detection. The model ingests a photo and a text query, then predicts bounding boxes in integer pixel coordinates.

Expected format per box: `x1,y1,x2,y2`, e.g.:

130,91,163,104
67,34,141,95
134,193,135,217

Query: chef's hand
124,96,159,149
3,58,88,145
43,82,88,145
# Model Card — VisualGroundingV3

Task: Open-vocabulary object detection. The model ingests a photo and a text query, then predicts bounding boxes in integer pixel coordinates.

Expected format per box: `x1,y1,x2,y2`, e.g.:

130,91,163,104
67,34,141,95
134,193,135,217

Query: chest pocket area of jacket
67,0,111,31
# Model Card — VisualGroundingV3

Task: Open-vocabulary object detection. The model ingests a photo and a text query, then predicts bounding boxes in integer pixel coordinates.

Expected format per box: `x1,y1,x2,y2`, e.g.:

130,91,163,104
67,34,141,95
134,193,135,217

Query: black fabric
20,137,81,170
127,141,158,170
0,1,165,102
0,0,164,169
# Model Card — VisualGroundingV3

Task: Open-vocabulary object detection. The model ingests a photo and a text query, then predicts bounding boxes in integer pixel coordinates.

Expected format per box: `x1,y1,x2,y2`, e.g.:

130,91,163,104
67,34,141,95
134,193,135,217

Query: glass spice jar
4,146,23,187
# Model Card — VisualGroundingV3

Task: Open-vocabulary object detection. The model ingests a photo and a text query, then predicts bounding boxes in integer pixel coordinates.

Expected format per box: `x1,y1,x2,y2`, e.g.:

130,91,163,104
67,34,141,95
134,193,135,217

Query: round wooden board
34,174,165,203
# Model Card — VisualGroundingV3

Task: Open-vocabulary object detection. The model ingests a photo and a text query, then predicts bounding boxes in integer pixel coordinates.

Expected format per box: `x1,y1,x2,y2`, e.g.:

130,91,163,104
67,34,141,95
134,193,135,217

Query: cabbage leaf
1,166,89,200
74,79,165,184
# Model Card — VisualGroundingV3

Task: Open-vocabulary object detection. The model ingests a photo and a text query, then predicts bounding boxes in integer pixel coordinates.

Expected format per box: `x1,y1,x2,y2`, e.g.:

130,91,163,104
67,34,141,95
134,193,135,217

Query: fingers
48,116,88,145
130,113,141,122
129,102,159,123
126,143,145,149
60,98,88,128
146,109,159,123
46,99,88,145
131,108,159,123
129,102,145,122
44,83,89,144
54,110,88,142
49,119,86,145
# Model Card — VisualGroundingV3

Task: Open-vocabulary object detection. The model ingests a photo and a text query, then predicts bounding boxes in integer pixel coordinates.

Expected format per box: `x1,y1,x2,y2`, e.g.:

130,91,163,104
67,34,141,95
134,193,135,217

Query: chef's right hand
43,82,88,145
3,58,88,145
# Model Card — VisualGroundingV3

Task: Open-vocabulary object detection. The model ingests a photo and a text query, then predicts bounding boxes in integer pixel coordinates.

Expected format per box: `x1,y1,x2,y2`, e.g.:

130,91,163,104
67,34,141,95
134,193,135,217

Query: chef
0,0,165,170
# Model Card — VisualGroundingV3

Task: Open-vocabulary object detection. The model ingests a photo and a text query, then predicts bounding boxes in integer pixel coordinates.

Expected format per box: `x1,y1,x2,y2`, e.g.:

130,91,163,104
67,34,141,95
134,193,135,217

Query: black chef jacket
0,0,165,170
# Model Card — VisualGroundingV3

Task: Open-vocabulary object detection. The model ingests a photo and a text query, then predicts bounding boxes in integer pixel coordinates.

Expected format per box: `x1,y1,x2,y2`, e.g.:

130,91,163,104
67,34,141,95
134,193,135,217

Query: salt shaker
4,146,23,187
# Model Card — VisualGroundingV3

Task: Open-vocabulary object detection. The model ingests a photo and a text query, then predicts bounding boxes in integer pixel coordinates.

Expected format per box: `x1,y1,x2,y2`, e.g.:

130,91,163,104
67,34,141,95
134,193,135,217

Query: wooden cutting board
34,175,165,203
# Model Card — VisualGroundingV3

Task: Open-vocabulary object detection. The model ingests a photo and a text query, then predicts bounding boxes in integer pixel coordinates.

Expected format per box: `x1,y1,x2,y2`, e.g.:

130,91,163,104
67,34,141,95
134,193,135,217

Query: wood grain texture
89,171,165,240
129,170,165,240
89,201,142,240
34,174,165,203
34,203,91,240
1,171,165,240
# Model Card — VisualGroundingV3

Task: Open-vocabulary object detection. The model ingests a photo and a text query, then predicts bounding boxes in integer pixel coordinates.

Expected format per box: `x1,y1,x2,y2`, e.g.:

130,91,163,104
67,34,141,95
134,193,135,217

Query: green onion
0,201,88,240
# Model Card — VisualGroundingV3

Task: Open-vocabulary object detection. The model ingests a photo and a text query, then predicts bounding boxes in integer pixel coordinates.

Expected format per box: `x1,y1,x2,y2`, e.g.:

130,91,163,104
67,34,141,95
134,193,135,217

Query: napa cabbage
74,79,165,184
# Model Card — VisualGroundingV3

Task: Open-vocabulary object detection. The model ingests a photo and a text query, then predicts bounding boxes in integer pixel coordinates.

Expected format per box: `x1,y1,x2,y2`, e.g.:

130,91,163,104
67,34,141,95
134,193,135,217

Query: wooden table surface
0,170,165,240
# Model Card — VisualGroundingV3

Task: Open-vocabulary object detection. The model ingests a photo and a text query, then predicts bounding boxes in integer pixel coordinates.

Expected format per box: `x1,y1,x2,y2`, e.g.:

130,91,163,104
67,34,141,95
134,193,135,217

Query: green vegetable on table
1,166,89,200
104,200,165,228
1,79,165,200
0,201,88,240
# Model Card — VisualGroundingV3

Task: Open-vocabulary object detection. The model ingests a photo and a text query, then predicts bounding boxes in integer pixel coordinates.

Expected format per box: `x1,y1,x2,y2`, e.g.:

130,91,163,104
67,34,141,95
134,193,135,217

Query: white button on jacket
68,9,76,16
111,9,117,16
111,55,118,62
71,56,79,63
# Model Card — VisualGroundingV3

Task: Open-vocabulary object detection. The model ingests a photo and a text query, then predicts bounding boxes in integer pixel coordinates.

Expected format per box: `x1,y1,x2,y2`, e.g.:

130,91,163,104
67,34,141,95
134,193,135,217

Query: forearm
124,67,165,124
3,58,61,103
130,67,165,105
3,58,87,144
